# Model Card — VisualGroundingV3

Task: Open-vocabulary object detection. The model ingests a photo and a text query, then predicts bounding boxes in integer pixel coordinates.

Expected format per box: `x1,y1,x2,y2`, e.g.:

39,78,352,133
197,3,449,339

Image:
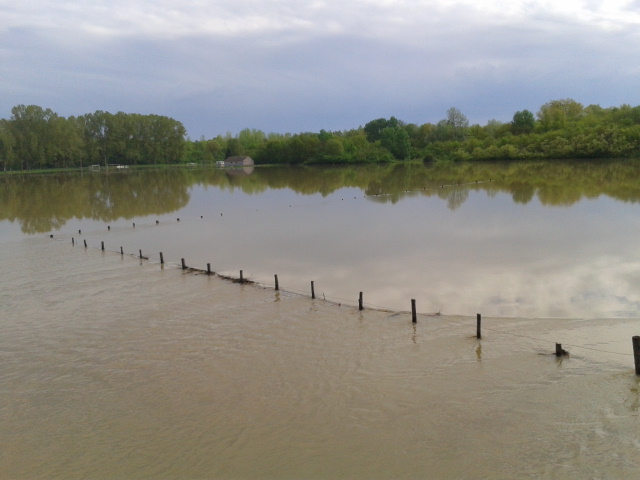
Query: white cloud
1,0,640,135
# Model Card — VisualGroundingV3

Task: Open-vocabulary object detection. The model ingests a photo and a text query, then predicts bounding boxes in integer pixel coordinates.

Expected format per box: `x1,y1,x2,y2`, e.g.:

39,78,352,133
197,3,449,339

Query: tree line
0,105,186,171
185,100,640,165
2,99,640,171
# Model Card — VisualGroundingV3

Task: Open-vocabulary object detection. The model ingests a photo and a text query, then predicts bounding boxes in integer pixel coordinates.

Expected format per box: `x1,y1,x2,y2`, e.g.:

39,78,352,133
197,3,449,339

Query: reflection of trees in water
3,160,640,233
446,188,469,210
0,170,192,233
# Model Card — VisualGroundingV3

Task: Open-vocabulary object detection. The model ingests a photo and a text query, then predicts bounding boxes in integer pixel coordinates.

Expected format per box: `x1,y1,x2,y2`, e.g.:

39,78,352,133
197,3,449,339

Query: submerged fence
54,220,640,376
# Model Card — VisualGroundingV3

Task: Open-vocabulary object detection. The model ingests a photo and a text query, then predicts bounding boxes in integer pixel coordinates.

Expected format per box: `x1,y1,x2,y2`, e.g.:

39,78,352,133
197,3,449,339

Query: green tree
511,110,535,134
380,126,411,159
446,107,469,140
537,99,583,131
364,117,400,142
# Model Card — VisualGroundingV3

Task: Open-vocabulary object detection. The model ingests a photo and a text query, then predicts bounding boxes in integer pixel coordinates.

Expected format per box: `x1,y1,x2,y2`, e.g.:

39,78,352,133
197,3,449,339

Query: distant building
224,156,254,167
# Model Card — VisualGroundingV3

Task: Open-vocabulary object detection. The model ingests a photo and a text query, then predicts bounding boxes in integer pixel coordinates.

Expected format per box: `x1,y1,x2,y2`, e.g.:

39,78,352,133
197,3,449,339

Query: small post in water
84,239,87,248
477,313,482,339
411,299,417,323
359,292,363,311
160,252,164,264
240,270,243,282
311,281,315,299
207,263,211,275
633,336,640,375
72,237,75,246
101,241,104,251
275,274,279,291
181,258,186,270
555,343,568,357
120,246,123,255
139,249,142,259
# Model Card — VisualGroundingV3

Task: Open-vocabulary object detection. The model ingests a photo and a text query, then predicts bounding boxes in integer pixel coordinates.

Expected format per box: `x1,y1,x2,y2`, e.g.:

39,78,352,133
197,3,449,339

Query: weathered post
207,263,211,275
133,222,135,228
274,274,279,291
411,299,417,323
633,336,640,375
160,252,164,264
84,239,87,248
181,258,186,270
555,343,567,357
359,292,363,311
120,246,123,255
72,237,75,246
139,249,143,259
476,313,482,339
101,241,105,251
79,229,81,234
108,225,110,231
311,281,315,299
239,270,243,282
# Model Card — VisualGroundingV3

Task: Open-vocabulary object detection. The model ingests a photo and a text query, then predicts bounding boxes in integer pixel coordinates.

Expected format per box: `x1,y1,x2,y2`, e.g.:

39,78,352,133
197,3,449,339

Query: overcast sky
2,0,640,138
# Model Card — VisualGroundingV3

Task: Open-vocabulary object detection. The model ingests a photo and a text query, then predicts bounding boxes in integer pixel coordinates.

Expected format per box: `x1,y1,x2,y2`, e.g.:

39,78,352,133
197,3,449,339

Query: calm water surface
1,162,640,478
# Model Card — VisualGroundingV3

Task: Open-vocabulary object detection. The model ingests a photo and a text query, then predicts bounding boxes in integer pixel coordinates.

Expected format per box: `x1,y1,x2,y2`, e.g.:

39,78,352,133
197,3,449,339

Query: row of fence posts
69,236,640,375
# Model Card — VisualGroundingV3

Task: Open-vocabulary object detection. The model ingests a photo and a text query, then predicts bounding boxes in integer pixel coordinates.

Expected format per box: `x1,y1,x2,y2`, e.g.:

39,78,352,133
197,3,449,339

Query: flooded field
1,162,640,478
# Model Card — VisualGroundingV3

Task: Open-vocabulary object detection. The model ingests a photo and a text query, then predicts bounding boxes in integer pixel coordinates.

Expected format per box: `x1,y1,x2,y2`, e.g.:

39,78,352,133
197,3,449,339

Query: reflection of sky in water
160,185,640,318
2,181,638,319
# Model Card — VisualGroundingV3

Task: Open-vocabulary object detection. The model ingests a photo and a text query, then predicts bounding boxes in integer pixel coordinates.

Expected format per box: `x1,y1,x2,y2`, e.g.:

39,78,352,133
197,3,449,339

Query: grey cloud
1,1,640,136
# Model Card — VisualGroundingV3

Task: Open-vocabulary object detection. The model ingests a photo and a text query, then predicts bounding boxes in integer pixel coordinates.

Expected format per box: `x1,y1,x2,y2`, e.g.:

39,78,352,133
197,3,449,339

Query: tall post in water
274,274,279,291
84,239,87,248
101,241,104,251
160,252,164,264
139,249,143,259
207,263,211,275
633,336,640,375
359,292,363,311
411,299,417,323
181,258,186,270
311,281,315,299
477,313,482,339
240,270,243,282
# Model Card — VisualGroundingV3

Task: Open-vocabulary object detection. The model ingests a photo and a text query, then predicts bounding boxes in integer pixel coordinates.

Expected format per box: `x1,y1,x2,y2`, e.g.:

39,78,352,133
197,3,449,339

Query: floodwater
1,162,640,478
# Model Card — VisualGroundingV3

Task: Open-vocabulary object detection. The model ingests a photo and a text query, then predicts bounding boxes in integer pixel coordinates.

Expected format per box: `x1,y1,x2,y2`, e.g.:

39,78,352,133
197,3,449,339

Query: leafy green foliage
3,99,640,171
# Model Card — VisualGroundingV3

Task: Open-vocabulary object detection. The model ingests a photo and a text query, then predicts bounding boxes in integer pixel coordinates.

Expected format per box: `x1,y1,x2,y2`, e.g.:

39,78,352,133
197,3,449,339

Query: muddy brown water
1,164,640,478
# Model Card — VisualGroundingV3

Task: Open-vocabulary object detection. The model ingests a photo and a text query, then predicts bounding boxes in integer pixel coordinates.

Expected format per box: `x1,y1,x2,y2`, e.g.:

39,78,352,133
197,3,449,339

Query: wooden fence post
411,299,417,323
633,336,640,375
359,292,363,311
207,263,211,275
555,343,568,356
311,281,315,299
477,313,482,339
274,274,279,290
181,258,186,270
